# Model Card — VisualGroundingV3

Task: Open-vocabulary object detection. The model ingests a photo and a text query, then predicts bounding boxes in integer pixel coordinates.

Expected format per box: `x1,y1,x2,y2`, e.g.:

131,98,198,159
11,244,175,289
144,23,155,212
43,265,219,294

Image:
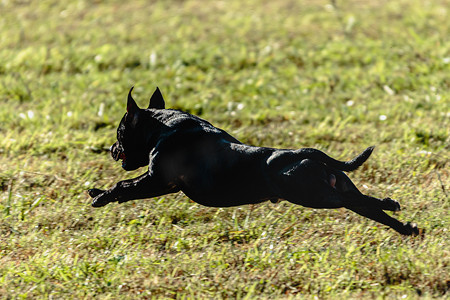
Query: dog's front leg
89,172,179,207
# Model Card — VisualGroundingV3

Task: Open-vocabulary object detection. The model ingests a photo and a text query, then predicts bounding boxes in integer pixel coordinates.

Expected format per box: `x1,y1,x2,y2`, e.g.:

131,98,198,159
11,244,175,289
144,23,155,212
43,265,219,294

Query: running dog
89,87,419,235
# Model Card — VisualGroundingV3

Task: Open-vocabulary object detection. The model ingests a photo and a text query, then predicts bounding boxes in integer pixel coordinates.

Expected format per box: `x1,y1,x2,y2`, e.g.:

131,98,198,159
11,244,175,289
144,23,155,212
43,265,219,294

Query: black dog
89,87,419,235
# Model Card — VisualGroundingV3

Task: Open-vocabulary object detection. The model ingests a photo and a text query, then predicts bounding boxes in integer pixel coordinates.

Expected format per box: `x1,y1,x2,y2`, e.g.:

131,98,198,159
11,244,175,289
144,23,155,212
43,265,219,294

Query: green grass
0,0,449,298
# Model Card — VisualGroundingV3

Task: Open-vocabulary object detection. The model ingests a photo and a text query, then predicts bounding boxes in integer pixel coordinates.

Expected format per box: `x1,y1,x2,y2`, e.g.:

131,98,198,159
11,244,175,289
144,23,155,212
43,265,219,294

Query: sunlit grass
0,0,449,298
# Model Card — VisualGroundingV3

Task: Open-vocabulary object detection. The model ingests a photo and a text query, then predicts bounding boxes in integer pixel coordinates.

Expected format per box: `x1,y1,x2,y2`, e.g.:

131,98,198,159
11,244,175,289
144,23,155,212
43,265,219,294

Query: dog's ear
148,87,165,109
126,86,140,123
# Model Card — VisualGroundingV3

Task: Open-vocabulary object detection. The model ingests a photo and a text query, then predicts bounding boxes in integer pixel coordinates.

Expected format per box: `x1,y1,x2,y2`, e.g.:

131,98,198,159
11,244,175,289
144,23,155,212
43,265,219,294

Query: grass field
0,0,449,298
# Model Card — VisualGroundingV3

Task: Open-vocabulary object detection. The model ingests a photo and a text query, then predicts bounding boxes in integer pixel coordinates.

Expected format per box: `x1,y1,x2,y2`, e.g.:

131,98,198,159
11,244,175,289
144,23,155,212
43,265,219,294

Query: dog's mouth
113,151,127,168
119,152,126,166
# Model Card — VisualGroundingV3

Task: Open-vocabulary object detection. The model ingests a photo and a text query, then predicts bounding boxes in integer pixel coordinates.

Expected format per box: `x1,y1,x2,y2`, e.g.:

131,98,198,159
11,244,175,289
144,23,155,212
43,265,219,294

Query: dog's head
110,87,166,171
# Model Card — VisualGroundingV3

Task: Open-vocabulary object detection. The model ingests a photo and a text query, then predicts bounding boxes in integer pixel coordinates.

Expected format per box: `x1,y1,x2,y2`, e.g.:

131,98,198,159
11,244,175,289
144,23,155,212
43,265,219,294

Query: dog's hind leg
347,206,419,235
281,181,417,235
331,168,401,211
273,159,419,234
282,181,396,211
274,159,352,209
275,159,398,210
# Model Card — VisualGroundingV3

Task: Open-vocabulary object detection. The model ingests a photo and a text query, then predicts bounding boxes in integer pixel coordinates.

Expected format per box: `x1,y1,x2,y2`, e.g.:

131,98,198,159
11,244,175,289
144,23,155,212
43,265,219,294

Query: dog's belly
174,143,279,207
181,186,276,207
180,175,276,207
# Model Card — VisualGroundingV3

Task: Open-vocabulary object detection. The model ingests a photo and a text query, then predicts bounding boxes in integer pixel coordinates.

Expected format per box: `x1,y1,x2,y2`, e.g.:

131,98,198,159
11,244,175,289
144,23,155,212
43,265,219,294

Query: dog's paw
382,197,401,211
88,188,104,198
91,195,110,207
91,191,116,207
403,222,421,236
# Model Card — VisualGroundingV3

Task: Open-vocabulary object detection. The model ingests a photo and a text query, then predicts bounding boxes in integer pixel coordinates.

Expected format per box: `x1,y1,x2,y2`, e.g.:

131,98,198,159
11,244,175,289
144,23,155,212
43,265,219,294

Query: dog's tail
299,146,375,172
